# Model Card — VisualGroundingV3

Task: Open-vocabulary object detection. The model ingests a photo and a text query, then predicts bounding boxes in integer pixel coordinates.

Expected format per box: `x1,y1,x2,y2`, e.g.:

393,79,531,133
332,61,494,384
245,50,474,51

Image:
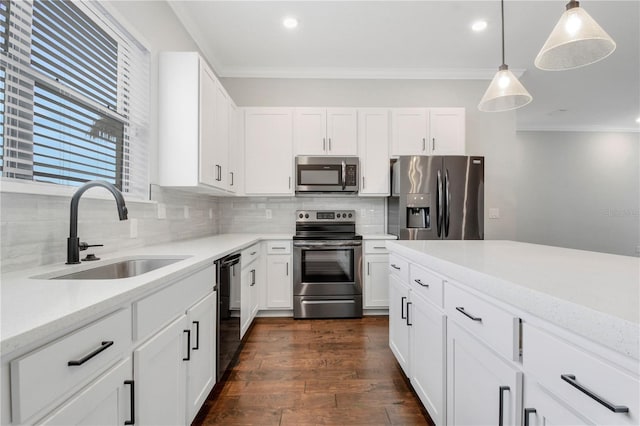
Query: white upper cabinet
227,102,241,194
358,109,390,196
244,108,294,196
294,108,358,156
391,107,465,156
158,51,234,193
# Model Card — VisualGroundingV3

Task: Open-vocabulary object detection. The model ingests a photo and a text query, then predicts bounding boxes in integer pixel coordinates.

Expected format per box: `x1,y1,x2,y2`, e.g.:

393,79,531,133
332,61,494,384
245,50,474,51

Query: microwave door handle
342,161,346,190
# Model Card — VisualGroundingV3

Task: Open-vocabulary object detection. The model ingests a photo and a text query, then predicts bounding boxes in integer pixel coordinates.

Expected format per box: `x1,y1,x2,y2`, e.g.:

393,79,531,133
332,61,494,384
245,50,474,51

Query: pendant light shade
479,65,533,112
535,1,616,70
478,0,532,112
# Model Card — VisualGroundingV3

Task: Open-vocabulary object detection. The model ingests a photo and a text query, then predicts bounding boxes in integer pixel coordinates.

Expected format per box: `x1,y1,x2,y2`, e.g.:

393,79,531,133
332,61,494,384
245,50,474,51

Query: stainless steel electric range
292,210,363,319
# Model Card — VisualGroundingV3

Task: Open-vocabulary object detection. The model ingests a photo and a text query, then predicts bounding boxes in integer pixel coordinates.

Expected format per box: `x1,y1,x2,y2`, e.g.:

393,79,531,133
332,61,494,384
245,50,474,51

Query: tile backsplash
1,186,219,273
1,187,386,273
218,196,385,235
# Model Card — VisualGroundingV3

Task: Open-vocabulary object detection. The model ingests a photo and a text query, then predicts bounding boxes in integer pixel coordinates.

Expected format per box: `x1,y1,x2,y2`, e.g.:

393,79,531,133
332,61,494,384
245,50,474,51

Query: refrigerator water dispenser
406,193,430,229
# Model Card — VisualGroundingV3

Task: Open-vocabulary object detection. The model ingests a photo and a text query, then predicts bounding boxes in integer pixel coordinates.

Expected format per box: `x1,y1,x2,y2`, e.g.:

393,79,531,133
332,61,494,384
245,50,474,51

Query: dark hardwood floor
193,316,434,426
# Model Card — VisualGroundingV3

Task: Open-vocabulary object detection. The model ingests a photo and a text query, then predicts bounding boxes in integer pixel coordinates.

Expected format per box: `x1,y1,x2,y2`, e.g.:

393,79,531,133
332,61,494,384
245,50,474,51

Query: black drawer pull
193,321,200,350
524,408,536,426
561,374,629,413
183,330,191,361
390,264,401,270
414,279,429,287
68,341,114,366
406,302,413,326
455,306,482,322
124,380,135,425
498,386,510,426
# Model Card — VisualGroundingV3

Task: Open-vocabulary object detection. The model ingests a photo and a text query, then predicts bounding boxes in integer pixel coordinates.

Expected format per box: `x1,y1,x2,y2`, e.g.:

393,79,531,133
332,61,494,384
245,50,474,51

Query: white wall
515,131,640,257
221,77,519,240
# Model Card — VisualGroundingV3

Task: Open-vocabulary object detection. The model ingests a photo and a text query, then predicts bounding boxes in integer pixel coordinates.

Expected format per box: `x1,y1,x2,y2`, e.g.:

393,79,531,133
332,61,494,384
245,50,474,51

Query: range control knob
348,213,353,218
299,213,303,218
305,214,309,218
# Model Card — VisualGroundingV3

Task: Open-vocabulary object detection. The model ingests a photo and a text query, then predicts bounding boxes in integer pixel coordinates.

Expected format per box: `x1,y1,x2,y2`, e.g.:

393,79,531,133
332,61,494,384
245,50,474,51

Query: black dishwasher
216,253,241,381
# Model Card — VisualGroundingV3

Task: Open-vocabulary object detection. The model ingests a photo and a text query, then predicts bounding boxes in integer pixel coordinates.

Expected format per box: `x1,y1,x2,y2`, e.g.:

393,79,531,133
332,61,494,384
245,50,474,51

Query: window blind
0,0,149,198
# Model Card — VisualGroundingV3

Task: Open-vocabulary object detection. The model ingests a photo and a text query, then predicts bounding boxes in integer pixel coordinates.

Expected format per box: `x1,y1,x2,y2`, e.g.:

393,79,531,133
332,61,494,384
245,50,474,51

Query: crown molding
216,66,527,80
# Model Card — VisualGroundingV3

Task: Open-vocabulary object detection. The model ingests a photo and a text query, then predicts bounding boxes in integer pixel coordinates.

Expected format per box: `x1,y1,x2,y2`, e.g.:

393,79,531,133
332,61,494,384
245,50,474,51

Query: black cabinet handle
524,408,536,426
414,279,429,287
498,386,510,426
192,321,200,350
68,341,114,366
406,302,412,326
250,269,256,286
391,264,401,270
455,306,482,322
401,296,407,319
561,374,629,413
286,262,289,276
183,330,191,361
124,380,135,425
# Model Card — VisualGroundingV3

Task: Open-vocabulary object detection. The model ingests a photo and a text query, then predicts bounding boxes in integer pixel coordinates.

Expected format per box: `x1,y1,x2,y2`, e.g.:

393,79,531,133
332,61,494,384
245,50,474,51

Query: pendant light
535,1,616,71
478,0,532,112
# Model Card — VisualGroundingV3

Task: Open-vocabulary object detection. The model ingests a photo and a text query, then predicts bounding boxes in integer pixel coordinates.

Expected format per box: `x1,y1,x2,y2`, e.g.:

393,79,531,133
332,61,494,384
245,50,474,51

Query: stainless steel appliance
293,210,363,318
295,156,359,195
215,253,241,381
388,156,484,240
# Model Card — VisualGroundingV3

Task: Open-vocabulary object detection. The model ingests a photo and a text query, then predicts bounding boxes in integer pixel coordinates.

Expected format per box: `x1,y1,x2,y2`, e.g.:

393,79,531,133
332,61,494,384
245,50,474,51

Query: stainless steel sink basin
50,258,184,280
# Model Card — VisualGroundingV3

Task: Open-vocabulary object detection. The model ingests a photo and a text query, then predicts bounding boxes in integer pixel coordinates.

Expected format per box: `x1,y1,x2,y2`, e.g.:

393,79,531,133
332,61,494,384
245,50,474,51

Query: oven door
293,240,362,296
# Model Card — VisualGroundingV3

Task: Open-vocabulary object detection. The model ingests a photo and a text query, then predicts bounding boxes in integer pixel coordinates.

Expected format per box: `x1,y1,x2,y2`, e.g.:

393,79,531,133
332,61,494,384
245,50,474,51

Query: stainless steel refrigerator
387,156,484,240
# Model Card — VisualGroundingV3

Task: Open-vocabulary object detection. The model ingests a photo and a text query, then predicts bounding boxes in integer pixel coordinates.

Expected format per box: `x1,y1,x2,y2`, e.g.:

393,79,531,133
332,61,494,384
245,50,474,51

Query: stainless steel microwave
295,156,359,195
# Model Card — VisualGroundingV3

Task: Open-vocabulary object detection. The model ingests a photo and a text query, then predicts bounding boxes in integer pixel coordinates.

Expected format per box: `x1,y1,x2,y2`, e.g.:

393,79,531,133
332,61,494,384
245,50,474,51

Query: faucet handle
79,242,104,251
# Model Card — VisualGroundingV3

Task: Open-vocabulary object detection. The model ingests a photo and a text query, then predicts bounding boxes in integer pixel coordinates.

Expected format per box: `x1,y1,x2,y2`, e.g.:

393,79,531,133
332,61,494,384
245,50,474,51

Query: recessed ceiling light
282,17,298,29
636,116,640,124
472,20,488,32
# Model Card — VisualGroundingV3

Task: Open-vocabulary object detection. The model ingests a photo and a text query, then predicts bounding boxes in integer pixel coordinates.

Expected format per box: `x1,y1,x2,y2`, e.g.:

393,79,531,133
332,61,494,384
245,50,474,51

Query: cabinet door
227,102,240,193
198,62,218,187
212,81,230,189
38,358,133,426
392,108,428,155
244,108,294,195
134,315,187,426
389,274,411,375
294,108,326,155
429,108,465,155
410,293,446,426
358,109,389,196
266,254,292,309
241,263,257,339
364,254,389,308
523,380,594,426
186,292,217,424
447,322,522,426
326,108,357,155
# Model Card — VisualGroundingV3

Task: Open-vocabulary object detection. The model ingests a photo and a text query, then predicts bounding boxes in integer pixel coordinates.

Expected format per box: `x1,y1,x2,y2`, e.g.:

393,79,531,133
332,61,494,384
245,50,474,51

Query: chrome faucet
67,180,128,264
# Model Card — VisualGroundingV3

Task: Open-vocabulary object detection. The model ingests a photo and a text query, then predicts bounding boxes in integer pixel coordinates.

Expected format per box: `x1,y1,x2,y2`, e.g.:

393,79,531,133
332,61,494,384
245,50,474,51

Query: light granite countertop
387,240,640,360
0,234,292,356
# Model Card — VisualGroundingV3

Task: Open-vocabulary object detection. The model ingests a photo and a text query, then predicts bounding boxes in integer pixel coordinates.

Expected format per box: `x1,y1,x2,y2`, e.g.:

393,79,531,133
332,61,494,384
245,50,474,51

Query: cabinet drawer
135,265,214,342
523,324,639,425
388,253,409,282
364,240,389,254
409,264,444,308
266,240,291,255
241,243,262,265
444,283,519,361
10,308,131,423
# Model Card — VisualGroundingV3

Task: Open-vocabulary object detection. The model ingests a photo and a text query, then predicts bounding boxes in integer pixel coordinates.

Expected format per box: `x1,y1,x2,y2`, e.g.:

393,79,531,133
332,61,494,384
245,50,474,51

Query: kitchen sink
49,257,185,280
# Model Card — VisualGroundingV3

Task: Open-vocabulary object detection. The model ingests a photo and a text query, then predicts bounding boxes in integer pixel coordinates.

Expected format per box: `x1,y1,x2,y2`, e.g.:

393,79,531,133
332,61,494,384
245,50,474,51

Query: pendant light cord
501,0,505,66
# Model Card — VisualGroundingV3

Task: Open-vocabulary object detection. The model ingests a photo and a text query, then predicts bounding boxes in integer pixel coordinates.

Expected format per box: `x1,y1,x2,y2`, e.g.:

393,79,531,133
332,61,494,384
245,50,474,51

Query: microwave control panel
345,165,357,186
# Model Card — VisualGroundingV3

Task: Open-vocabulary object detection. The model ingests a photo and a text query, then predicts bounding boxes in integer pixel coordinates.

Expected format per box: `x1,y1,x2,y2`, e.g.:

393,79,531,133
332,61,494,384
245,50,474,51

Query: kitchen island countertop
386,240,640,360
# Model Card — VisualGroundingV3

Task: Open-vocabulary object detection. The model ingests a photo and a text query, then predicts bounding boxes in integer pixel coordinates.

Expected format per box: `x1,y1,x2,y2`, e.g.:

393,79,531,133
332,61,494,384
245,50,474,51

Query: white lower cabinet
410,291,446,426
446,321,522,426
388,274,411,375
134,314,188,426
37,357,133,426
185,292,217,424
241,243,262,337
265,241,293,309
363,241,390,309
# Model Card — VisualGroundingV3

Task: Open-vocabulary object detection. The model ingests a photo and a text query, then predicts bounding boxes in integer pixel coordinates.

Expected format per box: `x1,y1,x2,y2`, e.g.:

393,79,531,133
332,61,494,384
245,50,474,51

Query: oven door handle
294,241,362,248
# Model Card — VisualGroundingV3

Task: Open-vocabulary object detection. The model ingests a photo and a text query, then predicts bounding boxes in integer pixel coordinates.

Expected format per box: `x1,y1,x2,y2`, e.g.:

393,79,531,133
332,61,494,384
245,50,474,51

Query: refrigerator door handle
445,169,451,237
436,169,443,238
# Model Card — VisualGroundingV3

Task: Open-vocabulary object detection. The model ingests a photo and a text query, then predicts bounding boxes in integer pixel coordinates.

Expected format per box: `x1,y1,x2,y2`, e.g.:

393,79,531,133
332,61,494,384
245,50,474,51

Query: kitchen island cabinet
387,240,639,426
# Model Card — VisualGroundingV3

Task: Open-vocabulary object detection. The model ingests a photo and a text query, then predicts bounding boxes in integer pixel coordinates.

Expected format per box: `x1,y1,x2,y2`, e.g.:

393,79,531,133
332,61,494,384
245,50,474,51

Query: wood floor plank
192,317,434,426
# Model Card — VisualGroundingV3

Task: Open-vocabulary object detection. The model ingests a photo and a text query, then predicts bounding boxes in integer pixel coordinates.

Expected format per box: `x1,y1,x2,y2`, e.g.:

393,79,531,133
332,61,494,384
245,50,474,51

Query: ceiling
168,1,640,132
